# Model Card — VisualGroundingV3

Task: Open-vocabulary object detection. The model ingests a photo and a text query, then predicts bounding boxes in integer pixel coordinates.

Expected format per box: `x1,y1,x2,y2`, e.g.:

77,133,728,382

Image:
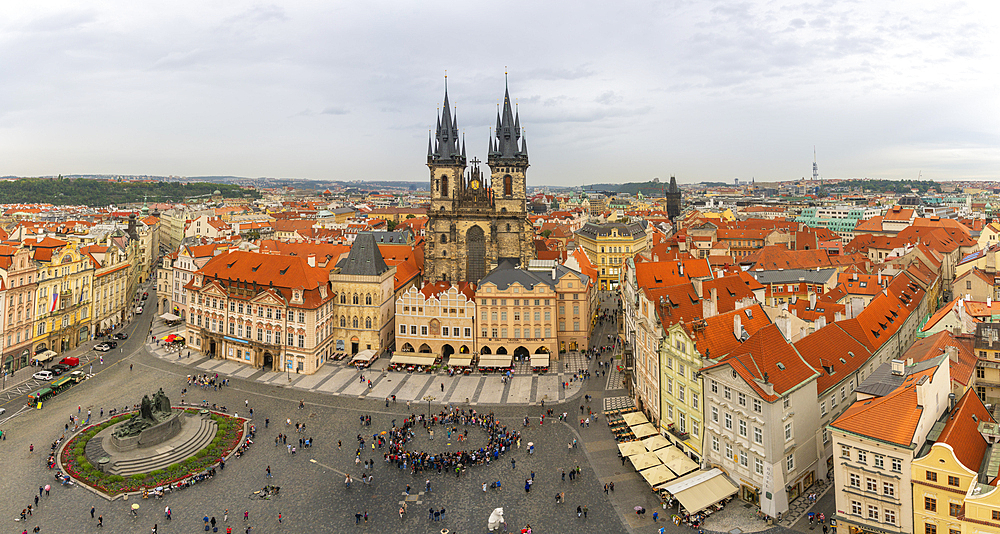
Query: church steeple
494,80,522,160
429,76,464,164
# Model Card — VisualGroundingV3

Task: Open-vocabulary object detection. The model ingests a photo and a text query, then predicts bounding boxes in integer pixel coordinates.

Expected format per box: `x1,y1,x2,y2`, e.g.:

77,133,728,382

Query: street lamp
423,395,435,419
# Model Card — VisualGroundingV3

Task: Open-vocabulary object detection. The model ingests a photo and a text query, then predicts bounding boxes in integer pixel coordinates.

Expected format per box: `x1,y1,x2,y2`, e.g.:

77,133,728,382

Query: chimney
816,316,827,330
948,392,957,414
947,346,959,363
693,278,704,299
777,314,791,340
307,253,316,267
710,287,718,311
734,314,742,340
853,272,858,281
834,311,843,322
877,270,882,285
890,359,905,376
809,293,817,309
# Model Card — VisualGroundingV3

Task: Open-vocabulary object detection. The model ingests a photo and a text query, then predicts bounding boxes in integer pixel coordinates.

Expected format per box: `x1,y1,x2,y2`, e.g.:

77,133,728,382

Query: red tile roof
936,388,995,471
794,323,873,395
831,367,937,447
903,330,977,387
703,323,818,401
684,304,771,362
419,281,476,301
746,245,867,271
634,258,713,289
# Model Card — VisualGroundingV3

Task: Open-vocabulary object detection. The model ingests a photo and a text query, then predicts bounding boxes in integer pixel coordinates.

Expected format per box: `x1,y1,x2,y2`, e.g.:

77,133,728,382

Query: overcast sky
1,1,997,186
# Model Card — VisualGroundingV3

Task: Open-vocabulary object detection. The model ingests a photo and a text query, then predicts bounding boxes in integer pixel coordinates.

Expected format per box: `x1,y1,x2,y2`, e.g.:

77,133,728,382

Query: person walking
583,505,588,518
97,515,103,528
91,506,95,519
355,512,362,524
244,510,249,521
577,506,582,518
266,466,271,478
224,510,228,522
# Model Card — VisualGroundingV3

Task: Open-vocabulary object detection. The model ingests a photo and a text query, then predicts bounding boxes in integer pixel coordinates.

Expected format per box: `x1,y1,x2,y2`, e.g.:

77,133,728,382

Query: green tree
386,219,398,231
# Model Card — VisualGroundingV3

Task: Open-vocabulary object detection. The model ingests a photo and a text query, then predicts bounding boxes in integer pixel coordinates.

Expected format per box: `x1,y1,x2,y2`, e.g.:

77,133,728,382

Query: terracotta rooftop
703,323,818,402
831,365,939,447
934,389,995,472
794,322,874,395
903,330,977,388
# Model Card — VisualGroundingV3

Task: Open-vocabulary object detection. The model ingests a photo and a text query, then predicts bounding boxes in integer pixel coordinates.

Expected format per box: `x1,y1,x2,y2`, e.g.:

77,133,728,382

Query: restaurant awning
640,464,677,487
622,411,649,426
655,468,738,514
617,441,647,457
479,355,513,368
529,354,550,367
630,452,661,471
641,435,671,453
33,350,57,363
351,349,379,363
390,352,438,365
449,355,474,367
630,422,658,439
160,313,181,321
654,446,700,476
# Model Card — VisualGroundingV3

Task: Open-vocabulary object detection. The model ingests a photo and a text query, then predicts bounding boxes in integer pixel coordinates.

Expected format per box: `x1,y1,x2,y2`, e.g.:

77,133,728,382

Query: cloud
321,107,349,115
595,91,623,105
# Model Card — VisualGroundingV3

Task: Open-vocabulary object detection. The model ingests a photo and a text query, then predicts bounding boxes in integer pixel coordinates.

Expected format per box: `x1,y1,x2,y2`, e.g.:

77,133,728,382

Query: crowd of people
379,409,520,475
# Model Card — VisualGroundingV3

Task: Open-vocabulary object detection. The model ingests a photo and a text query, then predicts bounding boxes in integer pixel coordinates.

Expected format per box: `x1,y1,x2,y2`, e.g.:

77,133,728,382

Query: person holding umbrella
130,503,139,516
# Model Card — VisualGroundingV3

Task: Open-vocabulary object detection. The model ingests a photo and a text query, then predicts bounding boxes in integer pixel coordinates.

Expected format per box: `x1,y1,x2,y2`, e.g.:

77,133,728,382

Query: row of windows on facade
400,325,472,338
847,473,899,497
199,317,307,348
6,329,32,348
196,298,310,323
709,435,795,474
665,405,698,439
848,501,897,527
484,310,560,322
401,306,467,314
600,246,631,253
436,175,514,197
37,309,89,335
840,445,904,472
482,299,555,306
711,406,796,445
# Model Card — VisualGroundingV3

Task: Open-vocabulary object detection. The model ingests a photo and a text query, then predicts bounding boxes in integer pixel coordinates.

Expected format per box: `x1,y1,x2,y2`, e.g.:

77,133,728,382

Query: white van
33,370,54,381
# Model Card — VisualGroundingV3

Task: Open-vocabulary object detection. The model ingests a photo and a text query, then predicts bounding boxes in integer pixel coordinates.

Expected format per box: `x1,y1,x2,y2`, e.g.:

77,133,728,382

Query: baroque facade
424,80,535,284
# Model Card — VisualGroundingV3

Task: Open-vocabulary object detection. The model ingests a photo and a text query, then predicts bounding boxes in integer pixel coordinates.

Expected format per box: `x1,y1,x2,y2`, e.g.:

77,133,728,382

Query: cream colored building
394,282,476,359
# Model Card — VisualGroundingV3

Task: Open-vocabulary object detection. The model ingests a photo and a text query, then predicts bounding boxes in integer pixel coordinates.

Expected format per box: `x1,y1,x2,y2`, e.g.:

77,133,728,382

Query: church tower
487,79,533,270
428,80,466,212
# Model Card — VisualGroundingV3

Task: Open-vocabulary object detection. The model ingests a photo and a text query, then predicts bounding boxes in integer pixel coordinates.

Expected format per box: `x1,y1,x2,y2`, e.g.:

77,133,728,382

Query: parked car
0,407,6,415
136,306,143,314
33,370,54,380
107,341,118,349
94,344,111,352
50,363,71,374
112,332,128,340
59,357,79,367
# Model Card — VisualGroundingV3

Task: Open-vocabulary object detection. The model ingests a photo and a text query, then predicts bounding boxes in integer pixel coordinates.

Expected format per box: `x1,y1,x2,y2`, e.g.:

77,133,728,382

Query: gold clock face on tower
470,179,480,190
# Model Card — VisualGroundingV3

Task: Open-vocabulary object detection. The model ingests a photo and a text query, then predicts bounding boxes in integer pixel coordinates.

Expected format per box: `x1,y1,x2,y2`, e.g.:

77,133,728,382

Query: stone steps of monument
109,418,218,477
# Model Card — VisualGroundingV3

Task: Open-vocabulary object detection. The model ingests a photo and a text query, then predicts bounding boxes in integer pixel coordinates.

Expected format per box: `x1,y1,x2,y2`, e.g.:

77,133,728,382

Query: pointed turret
520,130,528,158
429,78,464,164
494,83,521,159
427,131,433,157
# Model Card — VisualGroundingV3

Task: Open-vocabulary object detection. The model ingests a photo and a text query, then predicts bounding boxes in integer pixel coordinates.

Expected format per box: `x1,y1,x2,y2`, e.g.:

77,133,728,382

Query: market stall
478,354,514,370
388,352,439,371
529,353,550,372
33,350,57,365
350,349,379,368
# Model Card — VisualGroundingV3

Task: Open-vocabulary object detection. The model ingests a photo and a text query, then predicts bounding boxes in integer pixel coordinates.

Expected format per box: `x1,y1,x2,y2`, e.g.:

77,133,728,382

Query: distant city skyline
0,1,996,185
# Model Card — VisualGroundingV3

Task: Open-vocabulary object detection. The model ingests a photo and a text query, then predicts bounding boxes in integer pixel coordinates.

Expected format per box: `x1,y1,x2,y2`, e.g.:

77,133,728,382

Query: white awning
639,464,677,487
478,355,513,368
449,355,474,367
642,435,671,453
390,352,438,365
630,422,658,438
33,350,57,363
654,446,700,476
617,441,647,457
655,468,739,513
630,452,661,471
351,349,379,363
160,313,181,321
622,411,649,426
530,354,550,367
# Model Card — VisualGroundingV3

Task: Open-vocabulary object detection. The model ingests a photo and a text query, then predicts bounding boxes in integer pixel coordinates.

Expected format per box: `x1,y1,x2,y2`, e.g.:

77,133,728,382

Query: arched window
352,316,358,328
365,294,372,305
340,316,346,327
365,317,372,329
441,234,447,244
503,175,513,196
441,175,449,197
352,294,359,305
501,207,507,213
340,294,346,304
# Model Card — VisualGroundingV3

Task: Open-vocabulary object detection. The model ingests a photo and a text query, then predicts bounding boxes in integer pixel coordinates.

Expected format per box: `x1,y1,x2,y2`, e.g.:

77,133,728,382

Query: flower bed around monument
60,409,244,495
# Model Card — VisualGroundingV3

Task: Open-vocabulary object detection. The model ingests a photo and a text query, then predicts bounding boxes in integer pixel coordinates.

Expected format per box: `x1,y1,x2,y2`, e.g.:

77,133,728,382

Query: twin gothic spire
428,74,527,164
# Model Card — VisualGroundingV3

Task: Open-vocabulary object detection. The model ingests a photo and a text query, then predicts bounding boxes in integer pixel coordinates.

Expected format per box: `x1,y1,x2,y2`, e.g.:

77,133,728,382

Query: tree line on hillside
0,178,259,206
